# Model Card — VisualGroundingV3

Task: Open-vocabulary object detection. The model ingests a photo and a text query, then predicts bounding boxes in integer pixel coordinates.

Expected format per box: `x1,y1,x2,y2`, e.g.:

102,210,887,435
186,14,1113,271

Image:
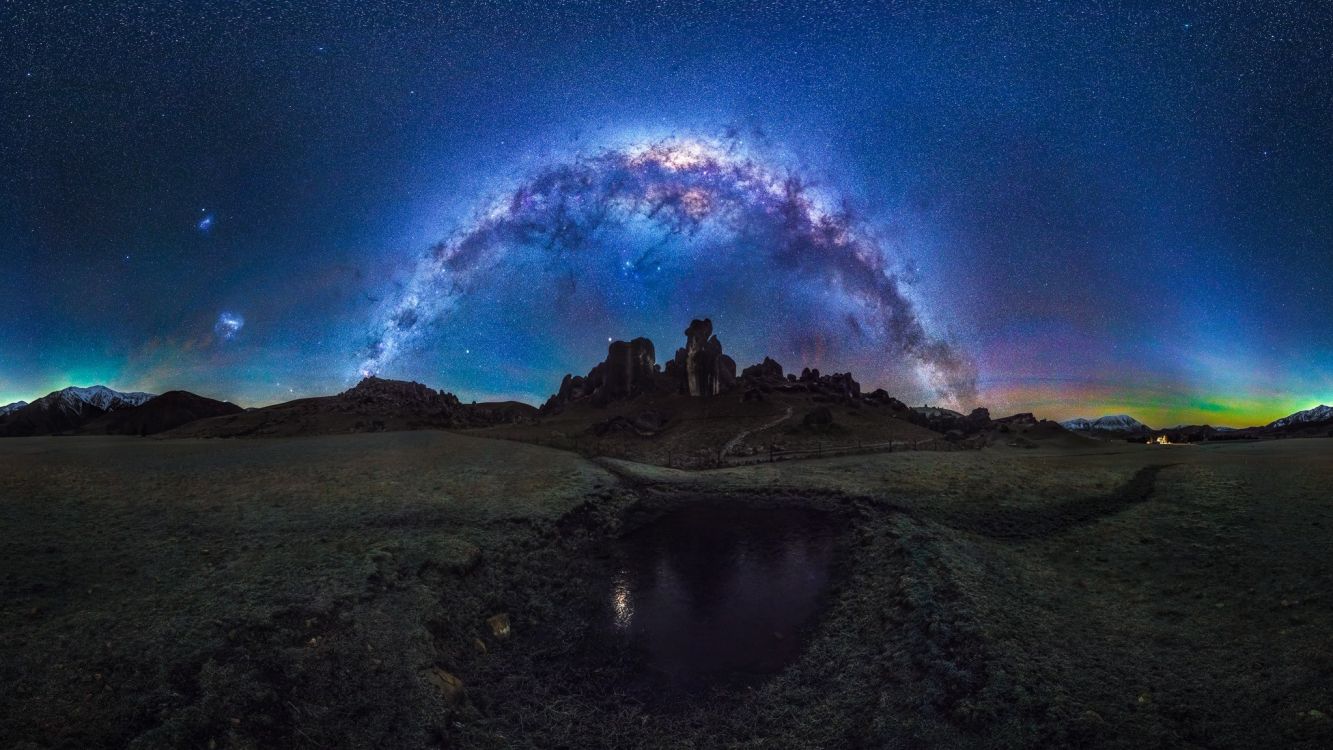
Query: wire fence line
723,435,986,467
519,432,985,469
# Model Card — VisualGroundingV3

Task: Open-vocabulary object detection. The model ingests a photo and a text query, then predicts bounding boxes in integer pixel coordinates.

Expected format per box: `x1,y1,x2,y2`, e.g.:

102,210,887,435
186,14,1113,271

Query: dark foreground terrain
1,434,1330,748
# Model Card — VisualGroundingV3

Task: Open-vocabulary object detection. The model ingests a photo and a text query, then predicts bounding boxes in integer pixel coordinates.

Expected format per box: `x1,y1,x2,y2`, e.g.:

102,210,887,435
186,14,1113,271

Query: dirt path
720,407,793,460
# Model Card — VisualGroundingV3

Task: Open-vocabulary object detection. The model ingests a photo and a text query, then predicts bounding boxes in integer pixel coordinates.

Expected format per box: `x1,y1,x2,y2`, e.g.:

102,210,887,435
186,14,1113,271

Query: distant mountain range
1268,404,1333,429
1059,414,1152,433
0,386,156,436
0,379,539,439
60,385,155,411
1058,405,1333,440
0,369,1329,444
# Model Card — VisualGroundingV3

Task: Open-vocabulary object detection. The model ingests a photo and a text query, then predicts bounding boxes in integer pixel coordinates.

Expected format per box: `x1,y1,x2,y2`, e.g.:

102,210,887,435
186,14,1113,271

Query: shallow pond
608,503,839,687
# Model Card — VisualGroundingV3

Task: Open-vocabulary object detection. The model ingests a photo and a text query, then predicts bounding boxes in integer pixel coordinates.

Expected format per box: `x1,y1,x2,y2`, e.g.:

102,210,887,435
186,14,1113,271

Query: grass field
1,433,1329,748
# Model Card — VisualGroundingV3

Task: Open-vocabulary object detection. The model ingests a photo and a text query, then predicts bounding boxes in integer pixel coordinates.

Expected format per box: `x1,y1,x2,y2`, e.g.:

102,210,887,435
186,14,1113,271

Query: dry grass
1,433,1330,748
473,388,937,467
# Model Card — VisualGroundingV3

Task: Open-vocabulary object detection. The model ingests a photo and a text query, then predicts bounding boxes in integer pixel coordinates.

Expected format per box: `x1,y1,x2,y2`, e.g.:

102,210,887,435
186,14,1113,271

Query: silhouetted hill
164,377,534,438
79,391,243,436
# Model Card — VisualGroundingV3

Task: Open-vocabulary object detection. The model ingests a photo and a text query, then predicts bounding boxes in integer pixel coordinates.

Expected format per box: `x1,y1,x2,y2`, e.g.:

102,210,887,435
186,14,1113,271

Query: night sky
3,1,1331,427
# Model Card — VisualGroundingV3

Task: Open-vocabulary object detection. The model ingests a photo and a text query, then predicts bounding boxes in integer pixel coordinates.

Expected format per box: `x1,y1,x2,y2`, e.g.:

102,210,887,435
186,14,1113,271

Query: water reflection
611,569,635,629
609,504,837,685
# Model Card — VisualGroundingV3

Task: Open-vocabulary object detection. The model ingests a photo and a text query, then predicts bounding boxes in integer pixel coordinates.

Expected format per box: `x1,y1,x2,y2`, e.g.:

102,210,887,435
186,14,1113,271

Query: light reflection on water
608,504,837,685
611,569,634,629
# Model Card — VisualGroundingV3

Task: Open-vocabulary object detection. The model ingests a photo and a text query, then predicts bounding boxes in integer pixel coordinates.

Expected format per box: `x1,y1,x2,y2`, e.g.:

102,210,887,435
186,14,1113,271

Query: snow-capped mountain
0,400,28,416
0,386,157,436
1059,414,1152,432
42,385,155,414
1268,404,1333,429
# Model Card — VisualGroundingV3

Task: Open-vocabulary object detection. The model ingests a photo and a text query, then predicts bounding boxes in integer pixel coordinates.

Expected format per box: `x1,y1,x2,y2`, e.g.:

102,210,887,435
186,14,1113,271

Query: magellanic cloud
362,136,977,405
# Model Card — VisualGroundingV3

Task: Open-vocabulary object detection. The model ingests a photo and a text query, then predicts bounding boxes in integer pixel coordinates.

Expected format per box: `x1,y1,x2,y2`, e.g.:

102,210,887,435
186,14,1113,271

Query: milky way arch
362,137,976,404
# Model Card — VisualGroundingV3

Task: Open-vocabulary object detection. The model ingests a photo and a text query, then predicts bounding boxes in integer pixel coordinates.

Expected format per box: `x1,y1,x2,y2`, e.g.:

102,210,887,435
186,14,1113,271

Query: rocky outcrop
824,373,860,400
906,405,992,436
666,319,736,397
548,374,588,411
786,367,862,400
600,338,658,400
540,319,957,435
339,376,462,412
740,356,785,384
543,337,661,412
546,320,747,412
865,389,909,412
961,407,992,432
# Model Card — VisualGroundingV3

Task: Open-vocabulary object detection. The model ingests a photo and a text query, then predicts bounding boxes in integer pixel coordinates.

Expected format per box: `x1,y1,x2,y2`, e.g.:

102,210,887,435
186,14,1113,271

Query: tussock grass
1,434,1330,748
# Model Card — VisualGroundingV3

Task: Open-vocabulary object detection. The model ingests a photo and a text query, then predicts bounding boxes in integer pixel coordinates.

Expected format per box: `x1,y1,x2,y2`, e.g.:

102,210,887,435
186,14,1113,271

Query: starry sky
3,1,1331,427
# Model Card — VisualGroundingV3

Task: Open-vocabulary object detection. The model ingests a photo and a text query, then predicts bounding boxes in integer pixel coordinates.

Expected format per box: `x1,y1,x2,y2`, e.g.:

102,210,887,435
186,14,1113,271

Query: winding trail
720,407,793,460
952,463,1177,540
